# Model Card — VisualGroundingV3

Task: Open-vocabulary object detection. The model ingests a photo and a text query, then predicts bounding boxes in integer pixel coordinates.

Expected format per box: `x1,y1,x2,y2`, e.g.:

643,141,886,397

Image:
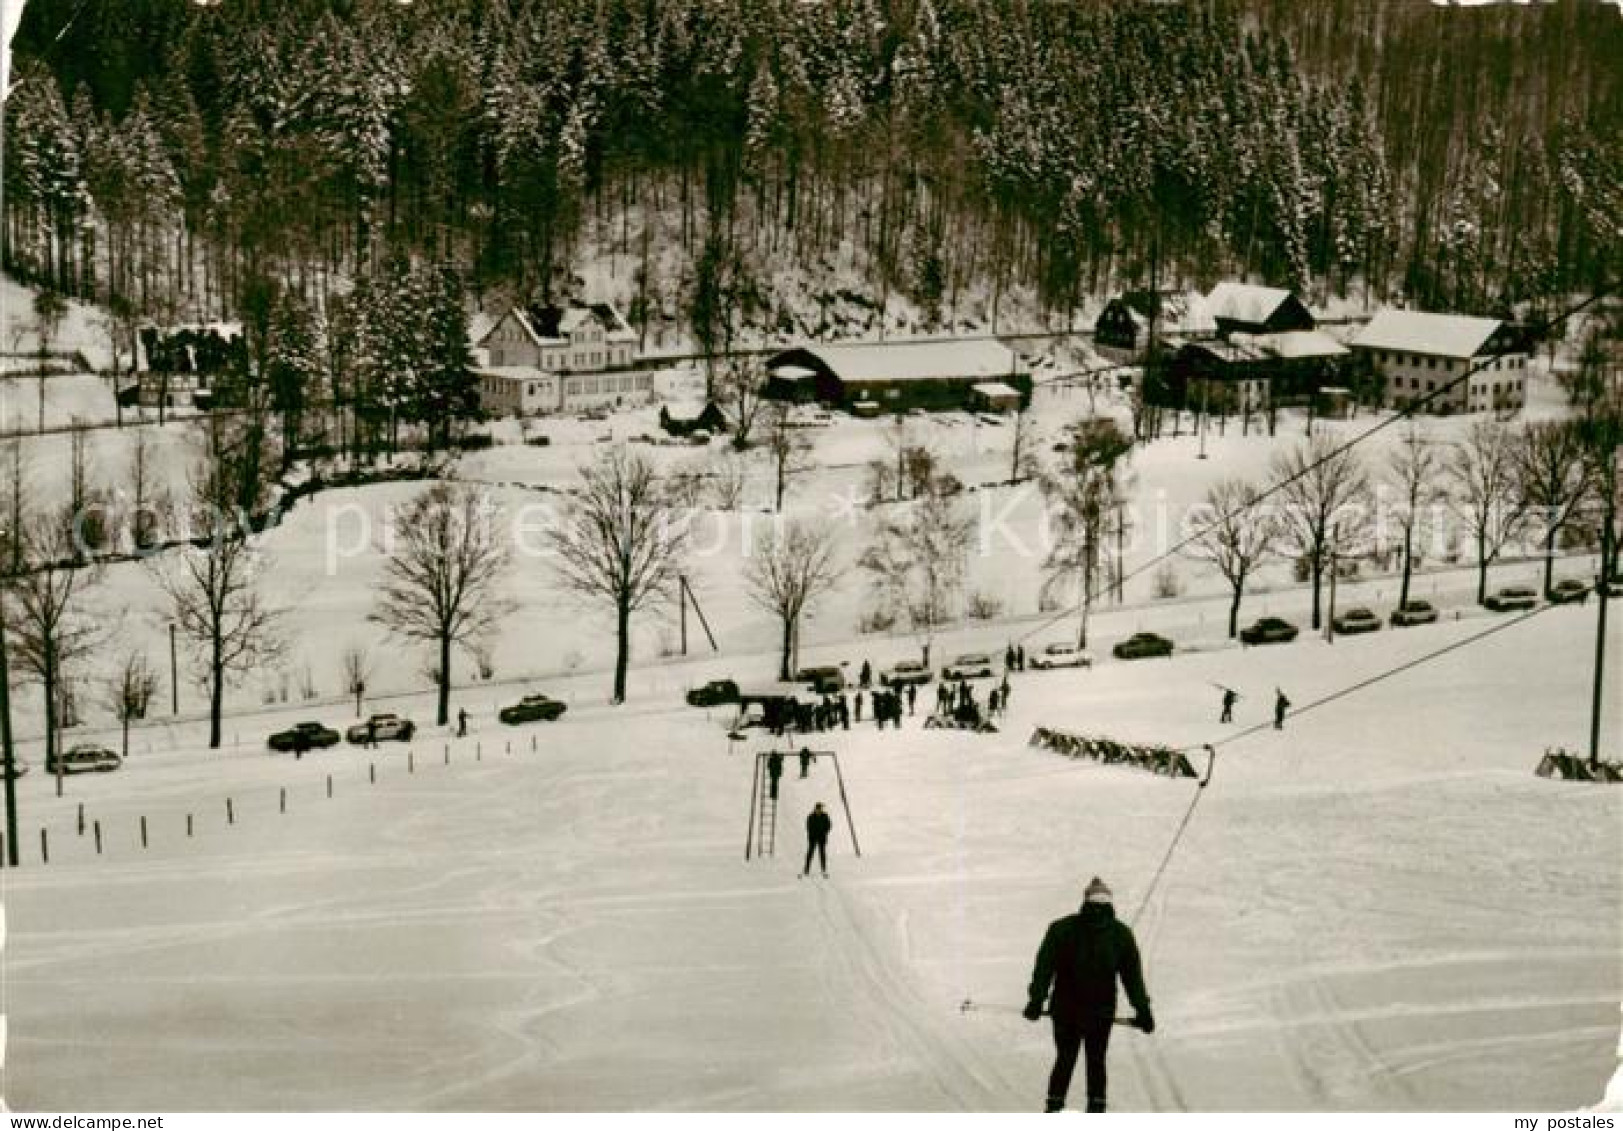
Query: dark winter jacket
806,809,832,843
1027,903,1150,1022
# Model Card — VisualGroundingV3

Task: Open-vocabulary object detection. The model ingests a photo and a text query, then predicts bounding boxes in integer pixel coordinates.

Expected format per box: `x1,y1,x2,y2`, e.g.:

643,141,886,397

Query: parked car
686,679,740,708
1331,607,1381,635
879,659,934,687
1029,642,1094,670
46,744,122,774
796,666,846,694
1390,599,1440,627
499,694,568,725
941,653,996,680
1484,586,1538,612
345,713,415,744
1112,632,1174,660
1549,579,1591,604
268,721,341,753
1240,617,1300,646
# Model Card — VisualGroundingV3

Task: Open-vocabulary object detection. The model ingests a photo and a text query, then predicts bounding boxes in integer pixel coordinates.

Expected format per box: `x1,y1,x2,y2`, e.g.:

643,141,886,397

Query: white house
1351,310,1526,415
473,301,651,416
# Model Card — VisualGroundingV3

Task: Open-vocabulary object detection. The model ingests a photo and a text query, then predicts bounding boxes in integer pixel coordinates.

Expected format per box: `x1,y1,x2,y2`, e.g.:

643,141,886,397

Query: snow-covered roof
1121,291,1217,336
787,340,1024,384
483,302,636,349
1240,330,1348,360
1206,282,1296,327
972,381,1023,398
1352,309,1504,359
773,365,819,380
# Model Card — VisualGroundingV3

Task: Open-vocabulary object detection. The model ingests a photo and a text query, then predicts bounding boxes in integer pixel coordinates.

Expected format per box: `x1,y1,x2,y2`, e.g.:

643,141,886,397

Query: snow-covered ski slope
2,604,1617,1111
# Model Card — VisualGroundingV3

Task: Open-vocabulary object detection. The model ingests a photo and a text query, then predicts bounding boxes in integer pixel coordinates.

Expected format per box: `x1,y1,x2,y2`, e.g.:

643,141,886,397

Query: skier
802,802,832,877
859,660,873,689
457,708,468,737
1024,877,1154,1113
798,747,812,778
1220,687,1237,724
768,751,784,800
905,682,917,716
1274,688,1291,730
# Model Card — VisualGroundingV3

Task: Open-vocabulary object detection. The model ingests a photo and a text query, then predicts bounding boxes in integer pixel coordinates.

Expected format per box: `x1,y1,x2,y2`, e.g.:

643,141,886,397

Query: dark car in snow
1331,607,1381,635
1112,632,1174,660
1484,586,1538,612
46,744,122,774
1240,617,1300,646
345,713,416,744
1390,599,1440,627
1548,579,1590,605
686,679,740,708
268,722,340,753
499,694,568,725
879,659,934,687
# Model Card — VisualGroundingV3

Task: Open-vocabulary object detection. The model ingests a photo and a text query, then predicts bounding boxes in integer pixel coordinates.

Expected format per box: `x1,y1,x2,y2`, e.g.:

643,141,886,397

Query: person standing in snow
1274,688,1291,730
839,693,851,730
1016,644,1027,671
854,690,864,723
1024,877,1153,1113
457,708,468,737
802,802,832,877
1220,687,1237,724
798,747,812,778
859,660,872,689
905,682,917,716
767,751,784,800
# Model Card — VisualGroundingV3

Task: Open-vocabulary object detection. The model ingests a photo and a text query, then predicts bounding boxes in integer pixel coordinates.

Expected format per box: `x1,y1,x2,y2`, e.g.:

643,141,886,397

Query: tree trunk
209,655,225,750
42,673,56,763
613,599,631,704
1228,585,1243,639
122,715,130,759
1476,535,1489,605
1542,526,1557,597
779,615,794,683
437,633,452,727
1399,525,1414,608
1310,556,1324,630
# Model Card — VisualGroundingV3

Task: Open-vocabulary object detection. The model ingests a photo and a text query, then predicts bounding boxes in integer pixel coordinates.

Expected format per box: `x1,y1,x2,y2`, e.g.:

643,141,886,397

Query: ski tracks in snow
810,878,1024,1110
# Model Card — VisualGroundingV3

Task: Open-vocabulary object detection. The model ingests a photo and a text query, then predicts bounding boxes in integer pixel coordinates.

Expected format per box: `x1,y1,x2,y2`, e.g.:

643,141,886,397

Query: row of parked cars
265,695,568,753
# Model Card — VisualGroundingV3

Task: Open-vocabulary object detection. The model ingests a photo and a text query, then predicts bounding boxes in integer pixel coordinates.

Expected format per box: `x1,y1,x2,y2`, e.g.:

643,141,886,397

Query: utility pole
170,622,179,714
1,548,18,868
1590,454,1618,771
1197,377,1210,459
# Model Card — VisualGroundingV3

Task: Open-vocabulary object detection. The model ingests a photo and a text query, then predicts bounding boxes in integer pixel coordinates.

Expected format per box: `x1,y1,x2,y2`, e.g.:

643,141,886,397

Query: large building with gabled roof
763,339,1031,413
1205,282,1316,337
473,301,651,415
1351,309,1527,415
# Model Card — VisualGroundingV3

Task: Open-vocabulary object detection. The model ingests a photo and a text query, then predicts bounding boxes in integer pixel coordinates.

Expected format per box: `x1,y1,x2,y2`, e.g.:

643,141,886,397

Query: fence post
444,745,449,765
279,787,286,814
369,762,375,785
40,827,48,864
78,802,85,836
476,742,481,761
140,815,148,849
187,813,193,838
226,798,235,825
93,820,102,855
505,740,511,754
327,774,333,799
408,750,414,774
531,735,537,752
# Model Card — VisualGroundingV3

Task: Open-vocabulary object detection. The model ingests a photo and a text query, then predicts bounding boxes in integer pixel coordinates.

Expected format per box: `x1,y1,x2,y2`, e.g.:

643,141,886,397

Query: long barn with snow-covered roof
763,340,1031,413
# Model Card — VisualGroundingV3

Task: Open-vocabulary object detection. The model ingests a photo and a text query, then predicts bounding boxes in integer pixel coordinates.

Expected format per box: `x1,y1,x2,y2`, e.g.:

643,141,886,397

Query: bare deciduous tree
1516,421,1594,597
860,483,972,669
340,643,373,715
708,450,748,510
156,476,284,748
5,520,100,764
1272,436,1372,629
371,483,513,727
1386,425,1446,609
1008,405,1039,485
718,357,766,449
745,520,841,681
1041,419,1133,647
107,649,160,758
549,448,690,704
1185,478,1278,638
1449,420,1531,605
761,401,813,512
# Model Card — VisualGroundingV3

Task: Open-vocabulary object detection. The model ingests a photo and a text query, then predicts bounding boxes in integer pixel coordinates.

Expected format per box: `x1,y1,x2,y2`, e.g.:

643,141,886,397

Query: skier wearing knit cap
1023,877,1153,1113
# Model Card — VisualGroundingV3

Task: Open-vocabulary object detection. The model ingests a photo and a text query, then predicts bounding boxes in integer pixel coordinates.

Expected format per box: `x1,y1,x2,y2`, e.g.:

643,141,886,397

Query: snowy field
2,603,1618,1111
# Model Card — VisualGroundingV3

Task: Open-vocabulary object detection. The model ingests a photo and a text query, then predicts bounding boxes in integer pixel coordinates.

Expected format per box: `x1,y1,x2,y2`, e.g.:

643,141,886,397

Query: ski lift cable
1010,284,1613,652
1124,601,1563,926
